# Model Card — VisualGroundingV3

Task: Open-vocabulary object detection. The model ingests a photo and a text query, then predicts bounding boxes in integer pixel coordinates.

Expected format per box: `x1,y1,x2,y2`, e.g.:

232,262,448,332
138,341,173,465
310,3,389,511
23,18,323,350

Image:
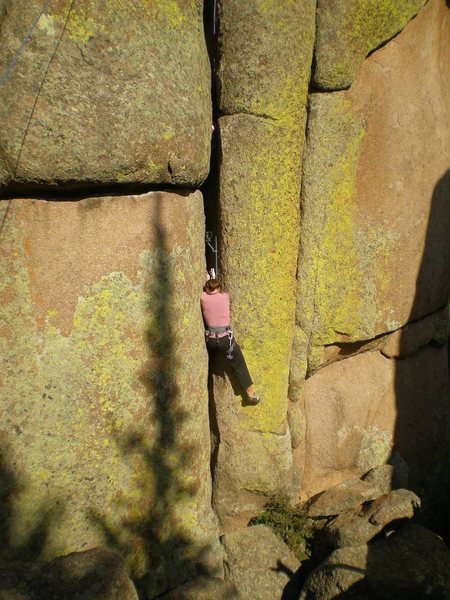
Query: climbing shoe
247,394,260,405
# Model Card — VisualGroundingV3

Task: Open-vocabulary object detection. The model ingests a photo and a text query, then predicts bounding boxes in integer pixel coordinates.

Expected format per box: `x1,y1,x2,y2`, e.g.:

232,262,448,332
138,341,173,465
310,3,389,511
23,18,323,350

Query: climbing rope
0,0,52,89
13,0,77,177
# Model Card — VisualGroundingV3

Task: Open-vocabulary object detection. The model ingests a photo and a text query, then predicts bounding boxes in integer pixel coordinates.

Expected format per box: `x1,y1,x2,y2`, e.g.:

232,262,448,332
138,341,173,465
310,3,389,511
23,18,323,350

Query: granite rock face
296,0,450,367
222,525,300,600
300,525,450,600
0,191,222,594
313,0,426,90
211,0,316,527
0,547,139,600
0,1,211,190
298,345,450,500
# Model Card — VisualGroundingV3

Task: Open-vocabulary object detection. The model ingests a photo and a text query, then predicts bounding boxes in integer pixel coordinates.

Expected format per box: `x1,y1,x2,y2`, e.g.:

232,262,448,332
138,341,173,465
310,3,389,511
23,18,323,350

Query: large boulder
0,191,222,595
295,0,450,375
212,0,316,526
222,525,300,600
314,489,420,556
0,1,211,190
313,0,426,90
0,547,138,600
300,524,450,599
297,344,450,501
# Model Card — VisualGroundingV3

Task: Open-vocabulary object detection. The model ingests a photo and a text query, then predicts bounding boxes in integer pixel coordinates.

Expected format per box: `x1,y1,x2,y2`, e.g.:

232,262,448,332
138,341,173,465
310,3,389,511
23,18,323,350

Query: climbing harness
226,330,235,360
205,325,235,360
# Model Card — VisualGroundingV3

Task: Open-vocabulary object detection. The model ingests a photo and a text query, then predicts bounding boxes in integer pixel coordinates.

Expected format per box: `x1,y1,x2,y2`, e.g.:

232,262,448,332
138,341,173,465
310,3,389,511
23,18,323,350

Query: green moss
249,494,312,561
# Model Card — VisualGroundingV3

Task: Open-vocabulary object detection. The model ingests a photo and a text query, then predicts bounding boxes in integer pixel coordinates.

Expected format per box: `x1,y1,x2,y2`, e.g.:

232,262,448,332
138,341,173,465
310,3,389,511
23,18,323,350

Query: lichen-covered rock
0,547,139,600
217,0,315,116
296,0,450,371
222,525,300,600
297,345,450,501
0,1,211,190
300,525,450,600
313,0,426,90
0,191,222,594
210,358,293,531
212,0,316,525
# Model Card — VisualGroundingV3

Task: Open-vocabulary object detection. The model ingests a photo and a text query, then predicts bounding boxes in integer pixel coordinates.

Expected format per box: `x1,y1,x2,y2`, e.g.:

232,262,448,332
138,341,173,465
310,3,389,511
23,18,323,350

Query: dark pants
206,333,253,390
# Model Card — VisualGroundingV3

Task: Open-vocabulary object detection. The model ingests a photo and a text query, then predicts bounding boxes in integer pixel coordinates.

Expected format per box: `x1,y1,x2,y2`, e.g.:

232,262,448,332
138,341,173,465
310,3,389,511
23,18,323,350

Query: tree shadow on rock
391,169,450,537
0,449,60,565
90,199,219,599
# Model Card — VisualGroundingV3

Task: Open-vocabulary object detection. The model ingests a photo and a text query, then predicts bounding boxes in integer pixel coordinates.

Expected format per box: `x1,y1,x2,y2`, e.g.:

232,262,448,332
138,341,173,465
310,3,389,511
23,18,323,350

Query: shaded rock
222,525,299,600
306,480,380,518
288,399,305,451
0,1,211,189
297,345,450,501
316,489,420,555
159,576,241,600
381,307,450,358
368,489,420,527
300,524,450,599
296,0,450,364
313,0,426,90
0,547,138,599
361,464,394,496
0,191,222,589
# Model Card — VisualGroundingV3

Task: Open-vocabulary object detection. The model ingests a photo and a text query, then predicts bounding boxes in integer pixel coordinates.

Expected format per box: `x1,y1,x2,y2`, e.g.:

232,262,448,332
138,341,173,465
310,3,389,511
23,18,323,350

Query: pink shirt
200,291,230,328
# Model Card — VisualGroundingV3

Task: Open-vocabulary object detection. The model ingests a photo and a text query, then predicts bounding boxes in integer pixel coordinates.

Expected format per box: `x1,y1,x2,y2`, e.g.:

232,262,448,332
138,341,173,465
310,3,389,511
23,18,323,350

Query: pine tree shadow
90,198,221,599
0,449,59,564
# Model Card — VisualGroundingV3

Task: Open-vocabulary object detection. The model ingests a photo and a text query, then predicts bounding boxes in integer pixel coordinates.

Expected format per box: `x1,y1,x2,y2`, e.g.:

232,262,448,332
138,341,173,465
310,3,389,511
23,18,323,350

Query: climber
201,273,260,404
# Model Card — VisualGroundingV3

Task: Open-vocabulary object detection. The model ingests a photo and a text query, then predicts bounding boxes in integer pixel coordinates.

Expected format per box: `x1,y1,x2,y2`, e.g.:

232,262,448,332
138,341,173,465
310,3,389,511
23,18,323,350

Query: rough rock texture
306,479,381,518
159,577,241,600
313,0,426,90
315,489,420,556
0,1,211,190
0,191,222,594
295,0,450,373
298,345,450,500
381,306,450,358
212,0,315,528
361,464,394,496
300,524,450,599
210,356,293,531
0,547,138,600
222,525,299,600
